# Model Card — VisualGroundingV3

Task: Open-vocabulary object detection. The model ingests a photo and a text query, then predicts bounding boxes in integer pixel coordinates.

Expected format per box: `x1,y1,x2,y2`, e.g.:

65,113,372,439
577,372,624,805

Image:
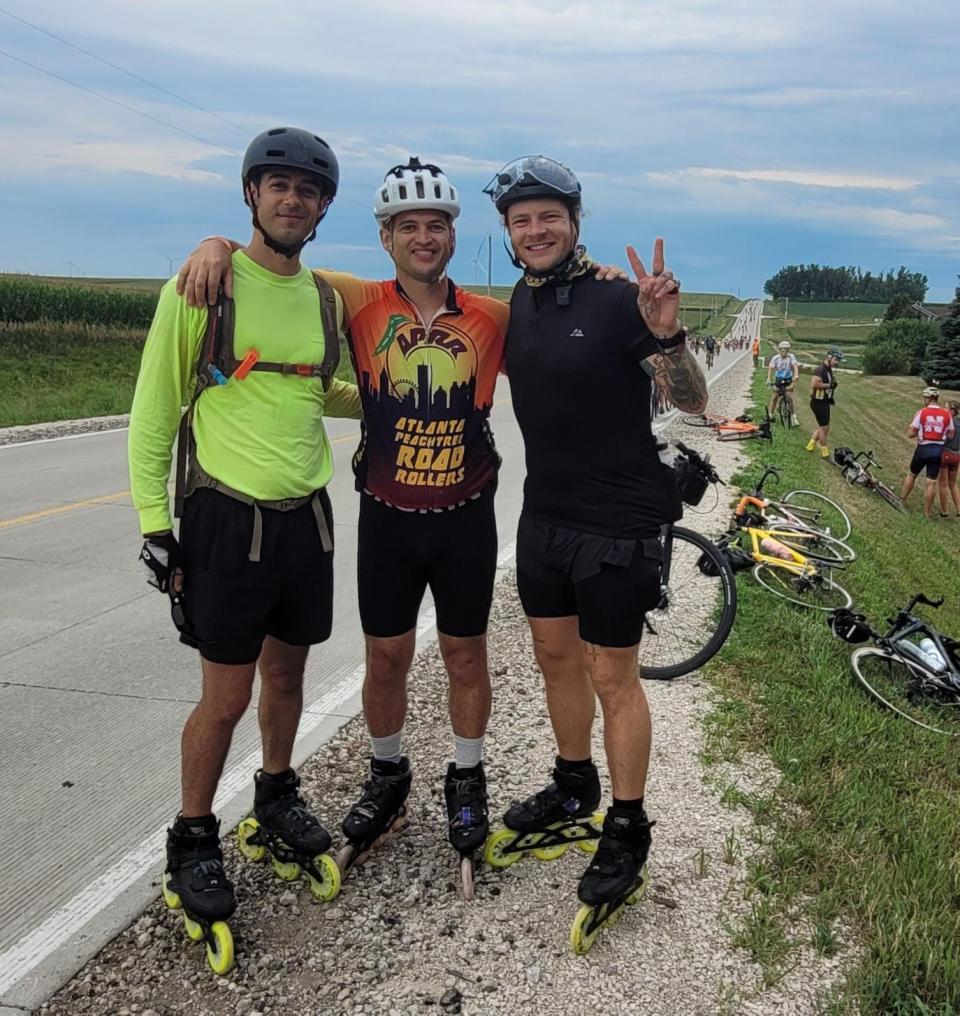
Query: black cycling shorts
179,488,334,665
516,514,663,648
910,445,944,479
357,484,498,639
810,399,831,427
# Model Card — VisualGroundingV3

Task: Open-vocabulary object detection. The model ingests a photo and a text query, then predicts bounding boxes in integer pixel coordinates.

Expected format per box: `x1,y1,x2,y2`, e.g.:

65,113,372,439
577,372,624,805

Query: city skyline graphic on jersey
355,313,497,501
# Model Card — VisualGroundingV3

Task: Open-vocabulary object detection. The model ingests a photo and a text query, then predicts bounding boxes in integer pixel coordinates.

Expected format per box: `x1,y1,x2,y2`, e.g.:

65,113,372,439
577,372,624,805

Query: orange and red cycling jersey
319,271,509,509
911,406,955,445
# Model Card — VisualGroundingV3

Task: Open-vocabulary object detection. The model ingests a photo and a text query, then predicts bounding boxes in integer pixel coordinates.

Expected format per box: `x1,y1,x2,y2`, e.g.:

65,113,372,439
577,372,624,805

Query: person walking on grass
751,334,760,368
806,347,843,458
938,400,960,517
901,386,956,518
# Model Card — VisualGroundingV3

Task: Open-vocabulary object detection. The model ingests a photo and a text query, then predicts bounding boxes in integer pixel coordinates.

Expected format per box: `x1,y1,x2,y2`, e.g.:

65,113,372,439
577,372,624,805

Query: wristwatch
655,326,687,351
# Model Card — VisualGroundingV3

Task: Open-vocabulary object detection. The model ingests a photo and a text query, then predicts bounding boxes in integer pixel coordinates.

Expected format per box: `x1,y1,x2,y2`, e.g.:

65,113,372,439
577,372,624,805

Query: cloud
652,167,922,192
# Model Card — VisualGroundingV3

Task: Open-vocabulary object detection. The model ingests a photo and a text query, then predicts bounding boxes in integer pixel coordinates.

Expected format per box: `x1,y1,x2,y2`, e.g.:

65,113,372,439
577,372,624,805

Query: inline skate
337,756,412,874
444,761,489,900
570,806,654,954
236,768,340,902
162,817,236,975
483,759,603,868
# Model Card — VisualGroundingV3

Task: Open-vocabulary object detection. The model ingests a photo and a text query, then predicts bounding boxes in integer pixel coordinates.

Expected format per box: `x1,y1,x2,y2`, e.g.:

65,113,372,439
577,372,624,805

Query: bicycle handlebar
854,450,882,470
673,441,724,485
905,592,945,614
752,465,780,494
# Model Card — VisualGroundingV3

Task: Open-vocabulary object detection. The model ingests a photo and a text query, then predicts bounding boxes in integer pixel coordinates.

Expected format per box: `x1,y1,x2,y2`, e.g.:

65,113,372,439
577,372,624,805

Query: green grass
0,273,167,294
773,301,888,321
701,366,960,1011
0,321,355,427
762,304,869,370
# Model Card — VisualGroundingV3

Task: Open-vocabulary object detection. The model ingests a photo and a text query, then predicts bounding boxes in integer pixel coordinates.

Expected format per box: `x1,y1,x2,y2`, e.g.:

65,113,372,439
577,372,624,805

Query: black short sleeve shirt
505,274,682,537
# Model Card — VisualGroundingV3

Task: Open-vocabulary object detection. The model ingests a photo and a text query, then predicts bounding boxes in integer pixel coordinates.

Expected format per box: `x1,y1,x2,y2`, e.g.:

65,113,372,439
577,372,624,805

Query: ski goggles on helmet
483,156,581,212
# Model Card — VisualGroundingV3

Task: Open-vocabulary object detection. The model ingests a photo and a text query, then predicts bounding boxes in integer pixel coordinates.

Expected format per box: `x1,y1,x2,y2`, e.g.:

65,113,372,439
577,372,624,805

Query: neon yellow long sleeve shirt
128,251,361,535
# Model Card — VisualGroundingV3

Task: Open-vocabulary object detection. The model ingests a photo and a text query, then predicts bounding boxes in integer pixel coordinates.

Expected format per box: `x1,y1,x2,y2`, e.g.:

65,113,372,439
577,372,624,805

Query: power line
0,6,249,135
0,47,238,155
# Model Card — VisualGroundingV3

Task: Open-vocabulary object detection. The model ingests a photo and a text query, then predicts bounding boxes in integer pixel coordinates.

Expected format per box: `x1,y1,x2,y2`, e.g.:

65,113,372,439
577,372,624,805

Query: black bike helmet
483,155,581,215
242,127,339,259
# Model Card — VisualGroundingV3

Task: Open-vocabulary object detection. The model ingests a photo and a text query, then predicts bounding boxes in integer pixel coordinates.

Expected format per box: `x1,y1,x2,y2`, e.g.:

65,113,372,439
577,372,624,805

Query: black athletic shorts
515,514,663,648
179,487,334,665
810,399,831,426
910,445,944,479
357,484,498,639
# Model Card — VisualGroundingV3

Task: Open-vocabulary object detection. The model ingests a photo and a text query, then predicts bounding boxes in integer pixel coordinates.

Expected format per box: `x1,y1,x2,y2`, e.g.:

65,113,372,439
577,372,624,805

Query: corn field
0,276,157,328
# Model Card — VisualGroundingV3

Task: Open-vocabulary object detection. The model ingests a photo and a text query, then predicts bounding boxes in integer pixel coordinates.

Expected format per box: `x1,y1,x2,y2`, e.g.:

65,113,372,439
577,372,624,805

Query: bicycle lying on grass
831,593,960,736
740,464,853,543
681,409,773,442
832,448,906,514
677,446,854,612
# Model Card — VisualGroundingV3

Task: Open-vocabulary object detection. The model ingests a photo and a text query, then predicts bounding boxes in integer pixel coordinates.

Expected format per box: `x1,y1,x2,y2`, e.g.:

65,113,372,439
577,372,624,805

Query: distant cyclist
767,340,799,425
751,335,760,367
901,386,956,518
806,347,842,457
704,334,716,368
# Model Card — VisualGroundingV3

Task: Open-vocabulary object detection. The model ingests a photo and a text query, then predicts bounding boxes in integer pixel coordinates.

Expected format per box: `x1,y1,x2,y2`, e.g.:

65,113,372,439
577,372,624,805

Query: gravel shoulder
40,356,854,1016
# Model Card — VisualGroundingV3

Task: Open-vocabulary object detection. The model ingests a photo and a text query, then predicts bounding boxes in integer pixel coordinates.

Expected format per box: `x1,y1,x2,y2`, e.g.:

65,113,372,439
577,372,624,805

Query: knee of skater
366,643,413,683
202,691,252,728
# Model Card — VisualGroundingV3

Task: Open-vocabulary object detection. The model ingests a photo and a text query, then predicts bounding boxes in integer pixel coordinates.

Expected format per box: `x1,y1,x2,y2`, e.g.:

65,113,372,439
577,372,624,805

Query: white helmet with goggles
374,157,460,224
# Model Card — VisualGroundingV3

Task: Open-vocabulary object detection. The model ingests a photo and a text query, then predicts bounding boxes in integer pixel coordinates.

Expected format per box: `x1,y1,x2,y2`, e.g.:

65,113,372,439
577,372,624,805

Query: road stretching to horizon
0,301,761,1012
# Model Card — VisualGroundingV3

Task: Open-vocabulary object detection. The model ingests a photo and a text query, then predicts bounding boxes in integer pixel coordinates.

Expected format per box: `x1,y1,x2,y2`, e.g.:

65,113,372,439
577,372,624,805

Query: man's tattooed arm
646,343,708,414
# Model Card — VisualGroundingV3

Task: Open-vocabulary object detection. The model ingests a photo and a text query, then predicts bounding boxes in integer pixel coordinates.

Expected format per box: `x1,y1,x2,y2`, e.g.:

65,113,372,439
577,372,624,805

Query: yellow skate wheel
627,864,650,905
183,915,204,942
575,811,605,854
570,904,601,955
162,872,182,911
271,856,301,881
307,853,341,902
237,818,266,862
533,842,568,862
206,921,234,976
482,828,523,869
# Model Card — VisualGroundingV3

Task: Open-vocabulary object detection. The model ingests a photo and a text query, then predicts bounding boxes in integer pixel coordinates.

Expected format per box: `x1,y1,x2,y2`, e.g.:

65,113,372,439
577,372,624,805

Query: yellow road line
0,490,131,530
0,431,360,531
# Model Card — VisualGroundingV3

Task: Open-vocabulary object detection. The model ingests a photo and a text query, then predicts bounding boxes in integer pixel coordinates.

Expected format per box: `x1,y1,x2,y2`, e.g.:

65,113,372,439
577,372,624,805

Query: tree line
764,264,928,302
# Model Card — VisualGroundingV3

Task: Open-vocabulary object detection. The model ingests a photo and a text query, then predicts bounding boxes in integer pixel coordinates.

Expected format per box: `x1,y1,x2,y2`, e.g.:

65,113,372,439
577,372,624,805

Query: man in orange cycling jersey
901,386,956,518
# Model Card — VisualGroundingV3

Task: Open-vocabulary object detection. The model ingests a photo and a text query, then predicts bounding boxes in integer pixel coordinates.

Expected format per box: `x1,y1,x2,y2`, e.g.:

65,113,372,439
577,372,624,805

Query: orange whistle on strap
234,348,260,380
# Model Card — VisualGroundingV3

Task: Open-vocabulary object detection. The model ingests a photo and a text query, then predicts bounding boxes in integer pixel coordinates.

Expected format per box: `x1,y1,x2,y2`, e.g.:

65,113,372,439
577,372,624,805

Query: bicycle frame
740,524,819,579
881,611,960,690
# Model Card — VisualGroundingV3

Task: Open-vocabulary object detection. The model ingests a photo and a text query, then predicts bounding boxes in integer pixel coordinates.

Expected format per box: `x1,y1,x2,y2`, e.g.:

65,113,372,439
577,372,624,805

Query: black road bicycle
833,449,906,514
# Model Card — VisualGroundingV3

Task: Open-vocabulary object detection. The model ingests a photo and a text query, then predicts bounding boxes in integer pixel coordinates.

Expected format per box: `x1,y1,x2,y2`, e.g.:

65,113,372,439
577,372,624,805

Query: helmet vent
416,178,425,199
267,128,286,136
266,148,284,157
398,184,407,199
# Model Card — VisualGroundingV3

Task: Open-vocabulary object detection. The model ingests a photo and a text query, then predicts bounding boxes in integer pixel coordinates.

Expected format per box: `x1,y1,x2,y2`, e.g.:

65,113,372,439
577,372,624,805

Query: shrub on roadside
862,319,941,376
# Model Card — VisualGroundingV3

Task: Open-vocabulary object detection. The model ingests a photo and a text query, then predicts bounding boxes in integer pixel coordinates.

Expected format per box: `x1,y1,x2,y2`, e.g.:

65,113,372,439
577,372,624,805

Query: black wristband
656,327,686,351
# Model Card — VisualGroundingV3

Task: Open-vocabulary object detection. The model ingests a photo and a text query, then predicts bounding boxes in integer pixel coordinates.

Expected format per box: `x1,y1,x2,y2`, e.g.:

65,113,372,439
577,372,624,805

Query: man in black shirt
806,348,843,458
482,156,707,938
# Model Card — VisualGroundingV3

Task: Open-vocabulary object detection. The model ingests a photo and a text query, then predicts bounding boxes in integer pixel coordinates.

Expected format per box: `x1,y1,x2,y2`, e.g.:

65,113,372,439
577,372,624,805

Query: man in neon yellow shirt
129,127,360,966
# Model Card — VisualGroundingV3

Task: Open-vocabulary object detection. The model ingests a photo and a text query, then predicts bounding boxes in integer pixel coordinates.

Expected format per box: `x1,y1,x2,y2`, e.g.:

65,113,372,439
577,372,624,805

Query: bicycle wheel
640,526,738,681
763,526,856,564
778,397,791,429
873,481,907,514
681,413,721,428
851,647,960,736
752,562,852,611
779,490,852,541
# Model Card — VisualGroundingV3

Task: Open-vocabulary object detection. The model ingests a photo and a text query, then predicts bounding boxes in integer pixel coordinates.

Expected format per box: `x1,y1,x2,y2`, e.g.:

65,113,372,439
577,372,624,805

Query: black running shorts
179,488,334,665
357,484,498,639
910,445,944,479
810,399,831,427
515,514,663,648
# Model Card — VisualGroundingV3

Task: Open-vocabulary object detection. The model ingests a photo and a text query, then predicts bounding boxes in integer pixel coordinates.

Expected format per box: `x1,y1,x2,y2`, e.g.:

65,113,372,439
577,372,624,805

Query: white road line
0,536,518,999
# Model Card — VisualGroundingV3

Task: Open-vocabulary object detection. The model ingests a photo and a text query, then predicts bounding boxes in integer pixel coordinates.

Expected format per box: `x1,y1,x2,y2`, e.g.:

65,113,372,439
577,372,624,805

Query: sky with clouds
0,0,957,299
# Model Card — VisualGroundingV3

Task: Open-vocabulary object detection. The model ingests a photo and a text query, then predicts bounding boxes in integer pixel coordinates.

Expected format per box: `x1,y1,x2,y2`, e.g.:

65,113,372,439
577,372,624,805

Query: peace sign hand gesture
627,238,681,338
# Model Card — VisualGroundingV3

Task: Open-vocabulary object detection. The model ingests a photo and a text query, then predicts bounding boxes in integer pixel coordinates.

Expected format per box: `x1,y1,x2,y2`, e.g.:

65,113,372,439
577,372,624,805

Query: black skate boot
337,756,412,874
236,769,341,902
570,806,655,955
163,816,236,975
483,759,603,869
444,761,489,900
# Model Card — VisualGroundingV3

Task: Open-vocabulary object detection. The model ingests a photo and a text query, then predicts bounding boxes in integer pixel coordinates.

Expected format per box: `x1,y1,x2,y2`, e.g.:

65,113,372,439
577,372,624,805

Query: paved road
0,302,758,1011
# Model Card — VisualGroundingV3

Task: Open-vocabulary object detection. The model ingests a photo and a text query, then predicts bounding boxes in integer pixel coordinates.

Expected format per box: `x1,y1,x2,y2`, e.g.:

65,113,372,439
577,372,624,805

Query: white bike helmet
778,341,791,351
923,385,939,399
375,157,460,224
